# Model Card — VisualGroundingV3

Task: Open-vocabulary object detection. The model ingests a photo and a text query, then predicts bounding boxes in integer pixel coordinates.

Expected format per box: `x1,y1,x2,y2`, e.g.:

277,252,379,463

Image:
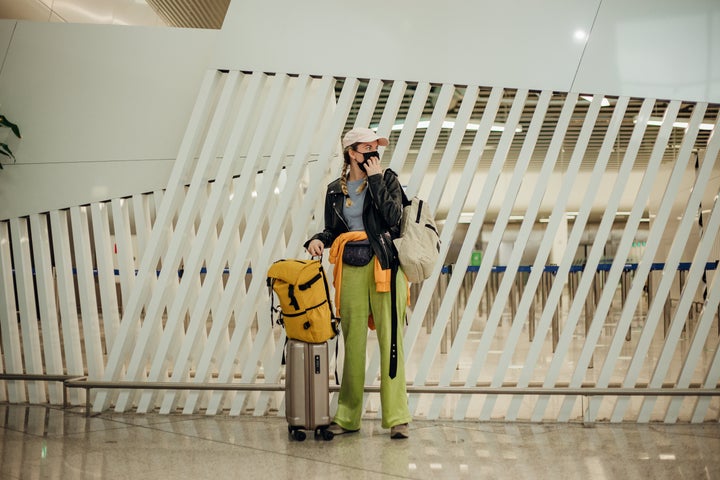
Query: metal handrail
58,377,720,417
0,373,83,407
3,374,717,418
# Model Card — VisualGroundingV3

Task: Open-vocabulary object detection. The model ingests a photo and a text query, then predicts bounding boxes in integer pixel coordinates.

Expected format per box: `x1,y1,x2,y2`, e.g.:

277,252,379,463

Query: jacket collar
327,177,344,196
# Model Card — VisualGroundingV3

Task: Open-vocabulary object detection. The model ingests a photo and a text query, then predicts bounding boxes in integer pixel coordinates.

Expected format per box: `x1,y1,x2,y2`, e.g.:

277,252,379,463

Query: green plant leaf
0,115,21,138
0,142,15,161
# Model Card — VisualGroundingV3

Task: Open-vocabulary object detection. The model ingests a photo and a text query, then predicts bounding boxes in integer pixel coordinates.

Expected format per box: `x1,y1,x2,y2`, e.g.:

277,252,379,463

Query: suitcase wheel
290,428,306,442
316,427,334,441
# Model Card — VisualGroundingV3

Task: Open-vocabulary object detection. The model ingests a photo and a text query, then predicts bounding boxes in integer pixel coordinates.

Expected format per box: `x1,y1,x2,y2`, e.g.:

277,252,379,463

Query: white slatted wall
1,70,719,423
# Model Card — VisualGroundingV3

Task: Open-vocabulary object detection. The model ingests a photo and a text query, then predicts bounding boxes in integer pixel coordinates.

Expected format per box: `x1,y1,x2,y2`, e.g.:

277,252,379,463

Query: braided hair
341,144,368,207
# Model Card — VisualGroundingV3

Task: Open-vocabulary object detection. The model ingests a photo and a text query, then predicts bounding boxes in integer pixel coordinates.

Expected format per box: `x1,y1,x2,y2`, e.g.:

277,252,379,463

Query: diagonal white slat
284,83,356,257
237,78,353,415
288,68,363,256
426,85,480,211
110,198,136,310
205,74,337,414
141,189,225,412
281,78,361,412
578,98,681,421
197,73,315,413
532,97,654,421
112,71,244,412
453,89,551,420
243,77,338,416
29,214,65,403
410,88,527,417
354,78,383,128
94,70,222,411
160,72,291,414
388,82,431,173
152,85,267,412
0,223,6,403
0,332,4,402
10,217,47,402
70,206,105,379
619,105,714,422
90,203,120,349
136,186,219,413
217,79,326,414
0,221,26,402
480,92,591,420
373,80,407,159
124,72,239,372
405,87,504,414
524,97,632,421
589,102,720,422
169,73,295,414
640,191,720,422
420,90,527,411
49,210,84,404
689,264,720,423
131,193,153,260
174,73,299,413
405,83,456,196
582,99,690,421
269,77,358,369
559,102,668,420
507,93,621,420
666,214,720,421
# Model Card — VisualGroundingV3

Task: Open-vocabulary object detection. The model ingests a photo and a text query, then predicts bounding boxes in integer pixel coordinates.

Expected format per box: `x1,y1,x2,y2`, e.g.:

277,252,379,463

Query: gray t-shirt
343,178,367,232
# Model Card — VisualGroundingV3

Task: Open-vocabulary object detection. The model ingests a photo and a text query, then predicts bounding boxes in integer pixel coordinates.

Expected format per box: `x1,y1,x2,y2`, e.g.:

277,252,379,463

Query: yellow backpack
267,259,340,343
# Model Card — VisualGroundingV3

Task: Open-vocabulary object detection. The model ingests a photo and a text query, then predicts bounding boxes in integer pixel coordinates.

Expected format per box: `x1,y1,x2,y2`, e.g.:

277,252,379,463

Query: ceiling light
580,95,610,107
391,120,521,133
539,212,577,223
458,212,474,224
634,116,715,131
574,29,588,42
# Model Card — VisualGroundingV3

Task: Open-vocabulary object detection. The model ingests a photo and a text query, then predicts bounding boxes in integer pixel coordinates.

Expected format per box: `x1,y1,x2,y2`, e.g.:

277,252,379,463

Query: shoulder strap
389,261,399,379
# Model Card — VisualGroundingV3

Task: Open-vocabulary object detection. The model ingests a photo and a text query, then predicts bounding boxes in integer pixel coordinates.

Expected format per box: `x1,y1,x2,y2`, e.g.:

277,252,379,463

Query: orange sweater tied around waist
328,232,390,318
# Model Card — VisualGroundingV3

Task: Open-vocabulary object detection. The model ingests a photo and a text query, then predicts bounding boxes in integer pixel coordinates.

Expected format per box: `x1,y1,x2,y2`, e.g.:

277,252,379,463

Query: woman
305,127,411,439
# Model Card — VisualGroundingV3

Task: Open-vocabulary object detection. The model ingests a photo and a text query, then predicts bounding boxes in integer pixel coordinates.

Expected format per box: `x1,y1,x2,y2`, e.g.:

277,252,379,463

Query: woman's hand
364,156,382,177
307,239,325,257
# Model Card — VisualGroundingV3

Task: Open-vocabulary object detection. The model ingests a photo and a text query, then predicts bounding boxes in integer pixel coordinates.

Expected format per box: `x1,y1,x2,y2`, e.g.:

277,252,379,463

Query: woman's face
349,141,379,163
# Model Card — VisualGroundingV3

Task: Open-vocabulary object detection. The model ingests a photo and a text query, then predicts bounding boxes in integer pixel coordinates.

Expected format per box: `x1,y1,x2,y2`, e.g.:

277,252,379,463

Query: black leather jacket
305,169,403,269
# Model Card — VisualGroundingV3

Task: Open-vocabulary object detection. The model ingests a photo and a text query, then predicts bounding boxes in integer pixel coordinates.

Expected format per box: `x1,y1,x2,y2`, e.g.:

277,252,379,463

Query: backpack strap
267,277,283,328
313,255,342,383
389,261,399,379
318,263,341,336
399,185,411,208
333,338,340,385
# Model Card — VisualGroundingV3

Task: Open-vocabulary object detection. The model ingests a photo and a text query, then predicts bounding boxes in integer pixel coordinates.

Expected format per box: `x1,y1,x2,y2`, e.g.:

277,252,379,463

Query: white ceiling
0,0,228,28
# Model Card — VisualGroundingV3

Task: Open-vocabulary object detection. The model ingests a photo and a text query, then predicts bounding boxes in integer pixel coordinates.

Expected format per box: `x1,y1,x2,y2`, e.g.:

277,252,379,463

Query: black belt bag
342,243,374,266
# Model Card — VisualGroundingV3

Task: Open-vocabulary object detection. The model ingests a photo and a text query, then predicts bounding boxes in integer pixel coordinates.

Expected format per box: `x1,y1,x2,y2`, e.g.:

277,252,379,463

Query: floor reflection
1,404,719,479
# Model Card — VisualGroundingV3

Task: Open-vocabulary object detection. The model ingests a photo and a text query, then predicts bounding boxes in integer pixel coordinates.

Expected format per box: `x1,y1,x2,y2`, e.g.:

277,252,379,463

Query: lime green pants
333,261,412,430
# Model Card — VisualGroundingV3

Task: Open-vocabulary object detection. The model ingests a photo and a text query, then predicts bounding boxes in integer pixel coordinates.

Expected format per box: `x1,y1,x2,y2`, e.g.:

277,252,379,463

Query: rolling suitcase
285,339,334,441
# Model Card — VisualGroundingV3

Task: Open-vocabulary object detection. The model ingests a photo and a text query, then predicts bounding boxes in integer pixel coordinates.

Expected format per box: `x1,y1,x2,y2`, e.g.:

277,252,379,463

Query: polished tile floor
1,404,718,479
